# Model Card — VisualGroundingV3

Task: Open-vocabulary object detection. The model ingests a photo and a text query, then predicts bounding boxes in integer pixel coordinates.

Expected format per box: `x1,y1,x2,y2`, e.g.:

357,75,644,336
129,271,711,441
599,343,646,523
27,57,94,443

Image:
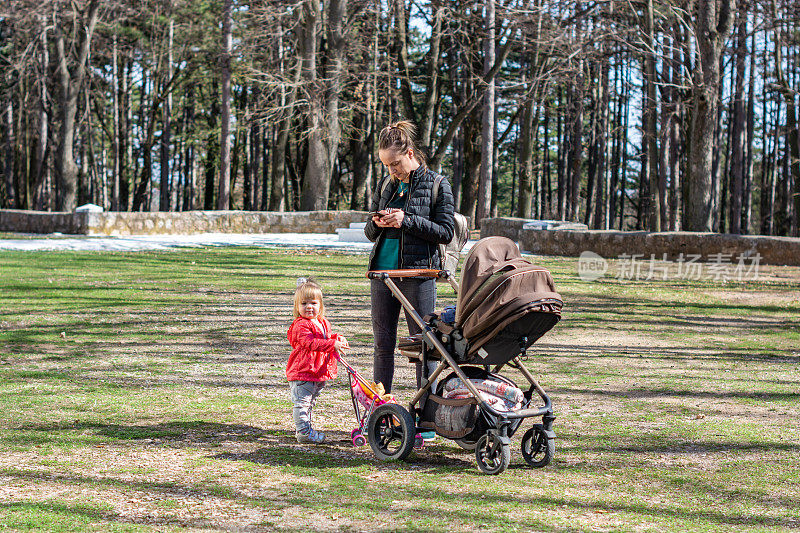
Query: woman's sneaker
419,430,436,442
296,429,325,444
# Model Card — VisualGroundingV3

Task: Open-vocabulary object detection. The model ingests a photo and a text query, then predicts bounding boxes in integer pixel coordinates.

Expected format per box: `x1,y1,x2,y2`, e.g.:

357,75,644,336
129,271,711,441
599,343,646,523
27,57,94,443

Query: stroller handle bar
368,269,446,280
368,269,459,292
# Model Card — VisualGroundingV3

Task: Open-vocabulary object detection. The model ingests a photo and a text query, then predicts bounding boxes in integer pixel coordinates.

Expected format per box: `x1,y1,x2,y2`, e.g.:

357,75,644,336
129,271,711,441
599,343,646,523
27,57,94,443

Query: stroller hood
456,236,562,363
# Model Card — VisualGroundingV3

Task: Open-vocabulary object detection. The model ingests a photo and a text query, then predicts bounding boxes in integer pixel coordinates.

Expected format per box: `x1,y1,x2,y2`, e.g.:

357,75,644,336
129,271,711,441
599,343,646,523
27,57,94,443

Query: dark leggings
371,277,436,393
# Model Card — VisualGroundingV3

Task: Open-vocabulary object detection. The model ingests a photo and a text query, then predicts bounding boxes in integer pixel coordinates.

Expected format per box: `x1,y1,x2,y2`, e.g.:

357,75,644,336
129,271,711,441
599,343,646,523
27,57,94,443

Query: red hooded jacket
286,317,339,382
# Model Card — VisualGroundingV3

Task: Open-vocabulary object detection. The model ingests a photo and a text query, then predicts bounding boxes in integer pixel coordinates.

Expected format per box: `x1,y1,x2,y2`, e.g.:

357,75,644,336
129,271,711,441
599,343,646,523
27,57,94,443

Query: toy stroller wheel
351,429,367,447
475,433,511,475
367,403,415,461
454,438,478,451
521,424,554,468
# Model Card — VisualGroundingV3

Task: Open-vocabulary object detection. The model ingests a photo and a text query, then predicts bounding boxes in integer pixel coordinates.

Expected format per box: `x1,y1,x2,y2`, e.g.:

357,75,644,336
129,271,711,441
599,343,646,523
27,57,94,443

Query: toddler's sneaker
296,429,325,444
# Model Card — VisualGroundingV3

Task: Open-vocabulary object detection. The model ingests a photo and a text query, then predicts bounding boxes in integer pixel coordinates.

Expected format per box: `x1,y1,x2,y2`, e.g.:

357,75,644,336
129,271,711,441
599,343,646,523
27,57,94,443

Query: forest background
1,0,798,235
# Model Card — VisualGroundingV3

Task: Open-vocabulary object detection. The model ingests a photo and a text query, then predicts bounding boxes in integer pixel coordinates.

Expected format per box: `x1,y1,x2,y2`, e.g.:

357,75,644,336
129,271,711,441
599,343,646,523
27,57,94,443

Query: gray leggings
371,277,436,393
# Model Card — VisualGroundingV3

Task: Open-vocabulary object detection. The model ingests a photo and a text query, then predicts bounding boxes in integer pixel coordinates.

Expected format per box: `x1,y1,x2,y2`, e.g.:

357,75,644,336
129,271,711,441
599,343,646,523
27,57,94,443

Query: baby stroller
365,236,563,474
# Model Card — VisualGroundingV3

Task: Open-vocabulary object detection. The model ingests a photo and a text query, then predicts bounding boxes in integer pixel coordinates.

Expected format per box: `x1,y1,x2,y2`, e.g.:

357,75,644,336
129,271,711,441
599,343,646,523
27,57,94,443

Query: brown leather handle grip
367,269,444,279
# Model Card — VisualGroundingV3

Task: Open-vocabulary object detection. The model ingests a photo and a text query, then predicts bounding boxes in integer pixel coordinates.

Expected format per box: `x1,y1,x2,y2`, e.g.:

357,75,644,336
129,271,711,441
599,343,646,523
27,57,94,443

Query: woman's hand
374,208,404,228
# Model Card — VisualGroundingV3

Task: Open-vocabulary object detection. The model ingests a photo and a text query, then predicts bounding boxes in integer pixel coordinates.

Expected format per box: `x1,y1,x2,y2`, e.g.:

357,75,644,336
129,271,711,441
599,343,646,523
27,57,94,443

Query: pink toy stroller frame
337,355,394,447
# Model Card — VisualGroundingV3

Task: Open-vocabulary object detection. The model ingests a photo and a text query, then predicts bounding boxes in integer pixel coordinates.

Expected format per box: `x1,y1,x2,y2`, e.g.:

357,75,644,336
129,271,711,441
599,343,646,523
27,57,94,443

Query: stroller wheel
351,429,367,447
367,403,415,461
521,424,554,468
475,433,511,475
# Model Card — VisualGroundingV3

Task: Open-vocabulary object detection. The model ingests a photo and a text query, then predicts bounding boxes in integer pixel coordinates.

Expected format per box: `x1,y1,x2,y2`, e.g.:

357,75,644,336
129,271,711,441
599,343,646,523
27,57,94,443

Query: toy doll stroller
338,355,408,448
365,236,563,475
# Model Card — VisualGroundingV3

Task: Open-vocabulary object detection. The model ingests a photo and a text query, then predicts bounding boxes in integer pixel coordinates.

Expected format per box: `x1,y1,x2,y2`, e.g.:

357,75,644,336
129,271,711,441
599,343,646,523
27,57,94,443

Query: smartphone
369,211,383,218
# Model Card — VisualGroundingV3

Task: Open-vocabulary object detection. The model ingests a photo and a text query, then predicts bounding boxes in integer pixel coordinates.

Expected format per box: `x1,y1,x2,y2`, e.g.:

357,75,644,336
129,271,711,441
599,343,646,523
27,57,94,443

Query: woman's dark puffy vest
365,166,455,270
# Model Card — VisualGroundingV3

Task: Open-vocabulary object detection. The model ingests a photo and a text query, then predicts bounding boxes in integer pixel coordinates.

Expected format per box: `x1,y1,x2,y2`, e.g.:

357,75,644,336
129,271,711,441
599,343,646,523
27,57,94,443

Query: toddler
286,278,349,444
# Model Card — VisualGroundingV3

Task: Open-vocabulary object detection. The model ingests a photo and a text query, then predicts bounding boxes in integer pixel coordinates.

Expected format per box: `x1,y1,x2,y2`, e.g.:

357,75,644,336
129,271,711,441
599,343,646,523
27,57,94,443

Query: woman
365,120,455,394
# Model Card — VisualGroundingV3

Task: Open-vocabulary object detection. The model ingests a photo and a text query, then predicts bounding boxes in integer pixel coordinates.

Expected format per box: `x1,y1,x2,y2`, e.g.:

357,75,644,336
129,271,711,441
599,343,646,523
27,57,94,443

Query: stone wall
481,217,800,266
480,217,588,241
0,209,371,236
0,210,91,234
5,209,798,266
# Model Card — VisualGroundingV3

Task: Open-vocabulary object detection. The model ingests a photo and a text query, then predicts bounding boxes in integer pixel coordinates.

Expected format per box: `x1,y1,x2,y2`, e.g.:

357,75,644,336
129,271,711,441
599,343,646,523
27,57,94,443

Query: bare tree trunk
610,61,622,228
596,59,610,229
121,60,133,211
299,0,325,211
269,16,294,212
248,89,260,211
764,100,780,235
543,101,552,217
269,121,289,212
774,16,800,236
300,0,346,211
2,103,15,209
420,0,443,151
452,126,464,208
230,110,241,209
53,0,101,211
643,0,660,230
567,68,584,223
786,100,800,236
556,88,565,220
728,9,747,234
711,67,726,233
517,98,534,218
261,126,270,211
350,107,373,210
394,0,417,125
684,0,734,231
743,21,756,234
217,0,233,210
110,32,120,211
661,24,681,231
476,0,496,226
242,89,253,211
159,17,174,212
132,87,162,212
584,62,598,228
460,112,482,225
27,14,50,210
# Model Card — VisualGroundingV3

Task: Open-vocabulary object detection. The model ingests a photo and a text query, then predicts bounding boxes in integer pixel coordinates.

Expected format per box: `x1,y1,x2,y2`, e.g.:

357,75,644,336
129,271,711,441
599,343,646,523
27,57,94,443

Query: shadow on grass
9,420,269,446
567,438,800,455
2,465,798,532
536,342,800,363
553,385,800,402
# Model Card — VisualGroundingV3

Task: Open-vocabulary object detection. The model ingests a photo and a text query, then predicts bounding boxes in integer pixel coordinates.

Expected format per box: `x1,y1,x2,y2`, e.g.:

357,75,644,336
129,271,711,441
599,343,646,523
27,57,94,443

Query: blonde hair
378,120,426,166
293,279,325,319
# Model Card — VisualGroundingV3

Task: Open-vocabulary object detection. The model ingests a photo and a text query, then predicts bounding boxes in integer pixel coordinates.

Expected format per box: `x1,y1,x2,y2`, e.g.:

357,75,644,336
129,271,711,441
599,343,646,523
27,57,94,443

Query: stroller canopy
455,236,562,363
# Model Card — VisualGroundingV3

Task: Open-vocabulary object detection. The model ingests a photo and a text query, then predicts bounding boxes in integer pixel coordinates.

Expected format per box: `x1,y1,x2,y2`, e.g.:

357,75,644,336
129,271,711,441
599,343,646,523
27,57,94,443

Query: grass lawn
1,246,799,532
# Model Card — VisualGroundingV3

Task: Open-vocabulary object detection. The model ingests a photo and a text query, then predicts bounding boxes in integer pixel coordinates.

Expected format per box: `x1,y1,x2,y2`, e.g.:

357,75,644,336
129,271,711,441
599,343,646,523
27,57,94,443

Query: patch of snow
75,203,104,213
0,232,477,253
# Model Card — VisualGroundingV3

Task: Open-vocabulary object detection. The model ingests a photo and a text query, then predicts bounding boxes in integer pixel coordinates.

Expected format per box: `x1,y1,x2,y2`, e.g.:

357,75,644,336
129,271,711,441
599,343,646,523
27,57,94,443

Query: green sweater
371,181,409,270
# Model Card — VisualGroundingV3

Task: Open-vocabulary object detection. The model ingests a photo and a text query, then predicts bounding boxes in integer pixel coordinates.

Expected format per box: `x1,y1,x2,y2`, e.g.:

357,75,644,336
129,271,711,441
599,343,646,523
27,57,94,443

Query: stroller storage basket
420,393,479,439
